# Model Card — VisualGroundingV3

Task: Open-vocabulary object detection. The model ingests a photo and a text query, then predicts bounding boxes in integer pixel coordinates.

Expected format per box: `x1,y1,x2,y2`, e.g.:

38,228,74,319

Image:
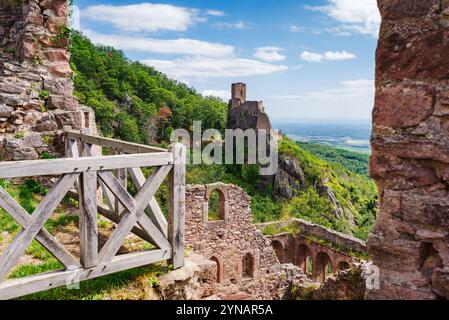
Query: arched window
242,253,255,278
297,244,313,276
272,240,284,263
315,252,333,283
207,189,225,221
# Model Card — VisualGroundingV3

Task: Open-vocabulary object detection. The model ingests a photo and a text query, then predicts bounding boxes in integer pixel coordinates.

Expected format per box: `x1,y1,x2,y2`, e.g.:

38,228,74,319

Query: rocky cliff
0,0,95,160
368,0,449,299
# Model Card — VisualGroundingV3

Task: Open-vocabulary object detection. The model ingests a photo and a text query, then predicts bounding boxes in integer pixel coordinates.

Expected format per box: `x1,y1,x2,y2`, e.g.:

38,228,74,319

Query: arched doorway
297,244,313,276
315,252,333,283
242,253,255,279
207,189,226,221
272,240,284,263
210,255,223,283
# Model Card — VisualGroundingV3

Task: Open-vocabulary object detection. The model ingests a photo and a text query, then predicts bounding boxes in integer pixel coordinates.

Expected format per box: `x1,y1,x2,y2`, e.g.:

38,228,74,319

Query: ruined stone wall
292,262,369,300
368,0,449,299
257,218,367,254
227,100,272,132
0,0,96,160
185,183,285,299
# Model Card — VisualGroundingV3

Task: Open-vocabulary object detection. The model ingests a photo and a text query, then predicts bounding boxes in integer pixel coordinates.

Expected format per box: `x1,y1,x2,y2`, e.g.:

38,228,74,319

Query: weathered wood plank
66,138,80,159
79,171,98,268
65,129,167,154
98,171,171,250
168,143,186,269
0,187,81,270
97,204,154,244
115,160,127,217
98,165,172,263
136,213,171,250
128,167,168,236
99,180,116,211
0,153,173,178
0,173,80,281
98,171,135,212
0,249,171,300
66,189,153,243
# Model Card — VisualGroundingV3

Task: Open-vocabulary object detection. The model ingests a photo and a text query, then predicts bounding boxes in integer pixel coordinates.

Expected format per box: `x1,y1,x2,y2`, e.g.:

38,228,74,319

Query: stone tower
230,82,247,109
0,0,96,161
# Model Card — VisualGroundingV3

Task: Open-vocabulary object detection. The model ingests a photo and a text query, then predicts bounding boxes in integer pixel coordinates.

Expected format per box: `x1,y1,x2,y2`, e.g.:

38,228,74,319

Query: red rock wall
368,0,449,299
0,0,95,160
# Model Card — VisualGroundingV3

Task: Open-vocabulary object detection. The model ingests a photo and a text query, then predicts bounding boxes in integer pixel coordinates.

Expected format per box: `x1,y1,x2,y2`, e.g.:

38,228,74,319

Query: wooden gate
0,129,186,299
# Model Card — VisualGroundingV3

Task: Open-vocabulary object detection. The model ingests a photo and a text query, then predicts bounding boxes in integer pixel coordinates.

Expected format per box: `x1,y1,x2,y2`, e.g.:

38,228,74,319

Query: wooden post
167,143,186,269
79,171,98,267
78,132,98,268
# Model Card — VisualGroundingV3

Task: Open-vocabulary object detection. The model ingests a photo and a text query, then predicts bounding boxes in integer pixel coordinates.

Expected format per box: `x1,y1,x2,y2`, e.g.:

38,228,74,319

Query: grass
17,263,168,300
0,178,171,300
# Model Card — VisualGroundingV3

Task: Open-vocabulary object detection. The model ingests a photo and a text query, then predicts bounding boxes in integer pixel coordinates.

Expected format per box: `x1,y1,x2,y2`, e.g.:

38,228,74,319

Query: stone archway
314,252,333,283
210,254,224,284
272,240,284,263
297,244,313,275
242,253,255,279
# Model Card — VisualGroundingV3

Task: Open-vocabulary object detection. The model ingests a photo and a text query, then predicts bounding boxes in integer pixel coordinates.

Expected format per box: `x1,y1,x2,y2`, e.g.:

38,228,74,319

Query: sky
72,0,381,121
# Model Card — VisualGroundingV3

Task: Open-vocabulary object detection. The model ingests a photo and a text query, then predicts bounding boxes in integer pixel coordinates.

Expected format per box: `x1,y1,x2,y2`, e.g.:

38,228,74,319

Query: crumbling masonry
185,183,286,299
0,0,95,160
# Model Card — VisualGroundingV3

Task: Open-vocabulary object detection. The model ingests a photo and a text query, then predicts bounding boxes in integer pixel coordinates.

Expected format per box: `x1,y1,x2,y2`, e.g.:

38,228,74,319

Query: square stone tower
230,82,246,108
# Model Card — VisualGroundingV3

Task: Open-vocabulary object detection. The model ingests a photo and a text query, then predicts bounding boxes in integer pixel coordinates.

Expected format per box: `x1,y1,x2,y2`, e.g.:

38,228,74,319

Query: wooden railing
0,128,186,300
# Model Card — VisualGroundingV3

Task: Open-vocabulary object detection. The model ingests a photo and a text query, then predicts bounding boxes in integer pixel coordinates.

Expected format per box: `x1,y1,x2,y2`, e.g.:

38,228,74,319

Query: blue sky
72,0,380,121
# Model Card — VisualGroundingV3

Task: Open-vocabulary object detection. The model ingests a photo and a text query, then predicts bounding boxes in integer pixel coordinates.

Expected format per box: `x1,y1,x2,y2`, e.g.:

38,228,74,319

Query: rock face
292,263,369,300
157,254,217,300
274,154,306,201
0,0,96,160
368,0,449,299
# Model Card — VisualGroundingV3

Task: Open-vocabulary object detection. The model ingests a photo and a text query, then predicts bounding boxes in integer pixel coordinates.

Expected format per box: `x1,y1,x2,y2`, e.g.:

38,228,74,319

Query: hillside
70,32,227,144
70,33,378,240
297,142,370,176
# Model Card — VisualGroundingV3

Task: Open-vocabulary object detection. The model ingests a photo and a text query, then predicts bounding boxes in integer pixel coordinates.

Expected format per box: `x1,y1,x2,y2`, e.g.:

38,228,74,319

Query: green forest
69,32,378,240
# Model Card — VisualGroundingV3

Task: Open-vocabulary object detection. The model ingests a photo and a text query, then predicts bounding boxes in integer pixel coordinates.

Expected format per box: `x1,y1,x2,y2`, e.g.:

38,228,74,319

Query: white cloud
202,90,230,101
288,25,302,33
300,51,325,63
206,9,225,17
142,57,288,80
83,29,234,58
324,51,356,60
267,79,375,119
253,47,286,62
306,0,381,37
300,50,356,62
213,21,250,30
82,3,203,33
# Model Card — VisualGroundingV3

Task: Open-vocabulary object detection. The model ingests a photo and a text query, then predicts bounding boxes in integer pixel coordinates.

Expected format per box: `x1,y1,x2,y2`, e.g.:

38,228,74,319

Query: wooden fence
0,128,186,299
